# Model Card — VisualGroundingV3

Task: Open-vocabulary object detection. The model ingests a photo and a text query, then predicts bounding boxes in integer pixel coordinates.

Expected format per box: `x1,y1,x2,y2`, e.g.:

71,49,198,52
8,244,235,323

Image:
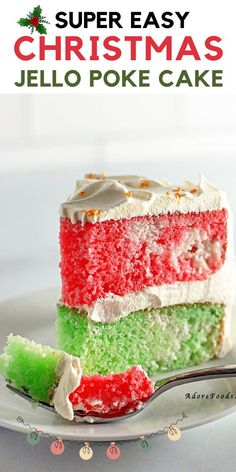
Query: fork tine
7,384,32,400
6,384,139,423
6,384,56,414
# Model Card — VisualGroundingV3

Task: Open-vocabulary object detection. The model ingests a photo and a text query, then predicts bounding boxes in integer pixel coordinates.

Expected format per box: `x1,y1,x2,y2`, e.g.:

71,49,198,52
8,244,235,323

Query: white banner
0,0,235,93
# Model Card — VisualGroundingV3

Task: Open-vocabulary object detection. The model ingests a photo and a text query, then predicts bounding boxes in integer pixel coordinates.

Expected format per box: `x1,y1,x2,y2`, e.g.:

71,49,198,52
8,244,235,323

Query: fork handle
152,364,236,399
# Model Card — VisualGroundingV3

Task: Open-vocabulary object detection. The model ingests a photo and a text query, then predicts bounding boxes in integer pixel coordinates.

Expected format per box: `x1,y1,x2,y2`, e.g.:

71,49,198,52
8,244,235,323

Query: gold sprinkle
85,172,107,180
85,173,94,179
171,187,185,199
140,180,150,188
190,188,198,194
82,209,102,217
174,192,182,200
165,191,170,196
79,191,86,197
125,191,132,198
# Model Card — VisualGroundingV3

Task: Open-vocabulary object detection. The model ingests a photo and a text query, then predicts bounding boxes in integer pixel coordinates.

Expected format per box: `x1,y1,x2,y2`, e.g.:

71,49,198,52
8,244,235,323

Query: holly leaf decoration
17,18,30,27
36,24,47,34
32,5,42,17
17,5,49,34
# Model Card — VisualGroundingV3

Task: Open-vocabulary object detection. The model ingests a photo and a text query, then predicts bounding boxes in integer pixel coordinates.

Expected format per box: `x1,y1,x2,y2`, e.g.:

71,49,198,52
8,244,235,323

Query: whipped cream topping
52,353,82,421
60,175,228,224
76,258,235,322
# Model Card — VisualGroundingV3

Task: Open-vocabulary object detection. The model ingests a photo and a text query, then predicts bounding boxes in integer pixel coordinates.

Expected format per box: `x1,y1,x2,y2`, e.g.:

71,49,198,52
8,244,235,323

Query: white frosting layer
60,175,228,224
78,257,235,322
52,353,82,421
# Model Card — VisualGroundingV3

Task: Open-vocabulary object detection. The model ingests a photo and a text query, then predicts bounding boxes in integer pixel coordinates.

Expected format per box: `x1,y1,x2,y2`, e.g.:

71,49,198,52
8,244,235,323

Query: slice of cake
0,335,154,420
57,174,235,376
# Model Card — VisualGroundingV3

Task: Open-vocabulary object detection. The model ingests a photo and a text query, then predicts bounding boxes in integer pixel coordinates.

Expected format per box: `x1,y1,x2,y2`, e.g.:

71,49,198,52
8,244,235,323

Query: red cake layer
69,365,154,417
60,209,227,307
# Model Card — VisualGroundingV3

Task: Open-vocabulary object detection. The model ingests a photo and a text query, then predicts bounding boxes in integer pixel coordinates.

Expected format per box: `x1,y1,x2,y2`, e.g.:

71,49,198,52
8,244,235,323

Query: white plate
0,287,236,441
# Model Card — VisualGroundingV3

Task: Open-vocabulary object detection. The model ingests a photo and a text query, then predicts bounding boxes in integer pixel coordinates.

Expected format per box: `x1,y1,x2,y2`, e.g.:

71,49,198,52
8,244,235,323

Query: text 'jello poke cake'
57,174,235,376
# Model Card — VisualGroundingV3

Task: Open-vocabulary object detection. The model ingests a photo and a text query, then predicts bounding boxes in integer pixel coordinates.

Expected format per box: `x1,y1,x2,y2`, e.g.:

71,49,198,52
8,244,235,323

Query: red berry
30,16,39,27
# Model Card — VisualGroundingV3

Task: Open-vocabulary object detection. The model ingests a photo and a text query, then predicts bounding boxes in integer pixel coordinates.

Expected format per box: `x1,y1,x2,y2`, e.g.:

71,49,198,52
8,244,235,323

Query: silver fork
6,364,236,424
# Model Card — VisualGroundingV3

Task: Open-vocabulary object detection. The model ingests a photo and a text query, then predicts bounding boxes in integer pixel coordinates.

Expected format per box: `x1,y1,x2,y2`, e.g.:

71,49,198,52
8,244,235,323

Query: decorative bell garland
17,412,187,460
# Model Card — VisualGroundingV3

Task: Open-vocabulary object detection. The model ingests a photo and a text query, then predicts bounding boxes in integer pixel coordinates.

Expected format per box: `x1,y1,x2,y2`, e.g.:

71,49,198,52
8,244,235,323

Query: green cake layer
57,303,225,377
0,335,63,403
